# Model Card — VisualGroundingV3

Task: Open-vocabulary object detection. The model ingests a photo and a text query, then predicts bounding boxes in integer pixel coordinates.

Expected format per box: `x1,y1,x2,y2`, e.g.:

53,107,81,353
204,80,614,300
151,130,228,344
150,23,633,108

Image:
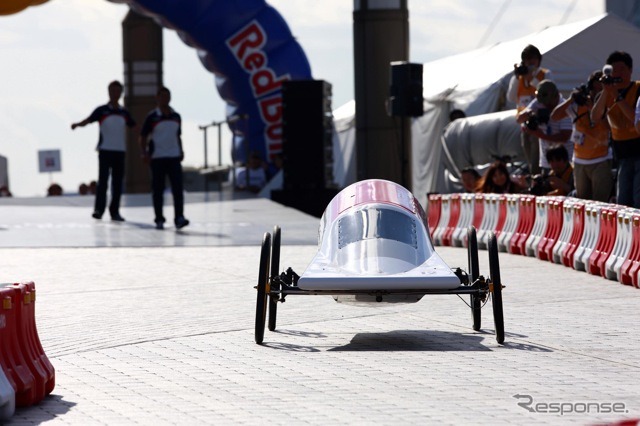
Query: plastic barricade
588,205,620,276
451,194,475,247
16,282,55,396
441,194,461,247
0,292,16,421
0,282,54,409
510,195,536,255
552,199,576,264
432,195,450,246
574,203,604,272
477,195,501,249
0,285,36,407
605,208,634,281
498,194,520,253
562,201,585,268
427,194,442,237
620,213,640,286
538,197,565,262
525,196,549,257
471,193,485,232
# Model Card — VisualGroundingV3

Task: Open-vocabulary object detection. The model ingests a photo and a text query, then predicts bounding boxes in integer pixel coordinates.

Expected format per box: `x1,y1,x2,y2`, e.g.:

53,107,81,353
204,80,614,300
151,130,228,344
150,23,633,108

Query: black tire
255,232,271,344
268,225,281,331
468,227,481,331
488,233,505,344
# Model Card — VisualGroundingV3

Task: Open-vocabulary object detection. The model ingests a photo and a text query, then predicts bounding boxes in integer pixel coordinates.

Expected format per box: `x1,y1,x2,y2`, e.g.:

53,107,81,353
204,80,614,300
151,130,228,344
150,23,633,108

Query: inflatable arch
2,0,313,164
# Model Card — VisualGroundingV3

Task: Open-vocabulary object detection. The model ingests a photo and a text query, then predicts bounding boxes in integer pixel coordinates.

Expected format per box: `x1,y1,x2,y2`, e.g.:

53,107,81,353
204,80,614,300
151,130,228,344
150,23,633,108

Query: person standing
516,80,572,174
507,45,554,175
551,70,613,202
592,51,640,208
71,80,136,221
139,87,189,230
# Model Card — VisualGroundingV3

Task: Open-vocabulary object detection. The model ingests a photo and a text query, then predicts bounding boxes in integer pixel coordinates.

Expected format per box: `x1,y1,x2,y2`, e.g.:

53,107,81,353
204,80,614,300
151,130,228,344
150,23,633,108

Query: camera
601,64,623,85
514,63,529,76
524,108,550,131
529,175,552,196
601,75,623,85
571,84,590,106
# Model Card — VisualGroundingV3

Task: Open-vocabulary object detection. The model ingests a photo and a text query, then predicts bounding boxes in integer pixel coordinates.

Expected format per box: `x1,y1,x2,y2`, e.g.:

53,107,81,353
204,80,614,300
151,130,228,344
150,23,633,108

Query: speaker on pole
389,62,423,117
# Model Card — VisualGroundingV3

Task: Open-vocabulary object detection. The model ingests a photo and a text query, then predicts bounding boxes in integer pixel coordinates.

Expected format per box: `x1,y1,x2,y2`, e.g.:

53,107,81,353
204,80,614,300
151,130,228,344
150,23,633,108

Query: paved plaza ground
1,193,639,425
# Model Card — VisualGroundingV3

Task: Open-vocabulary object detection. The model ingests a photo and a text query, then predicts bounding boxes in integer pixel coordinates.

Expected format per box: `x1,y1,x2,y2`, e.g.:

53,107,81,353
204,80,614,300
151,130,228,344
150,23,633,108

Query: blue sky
0,0,603,196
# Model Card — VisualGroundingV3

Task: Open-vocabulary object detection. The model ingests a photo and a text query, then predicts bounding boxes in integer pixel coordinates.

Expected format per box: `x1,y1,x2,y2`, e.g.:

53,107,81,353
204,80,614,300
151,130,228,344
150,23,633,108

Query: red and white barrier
525,196,550,258
441,194,461,247
619,212,640,287
0,281,55,421
537,197,564,261
562,201,586,268
588,205,621,277
451,194,475,247
0,302,15,421
552,199,577,264
574,203,604,271
509,195,536,255
427,194,442,237
426,191,640,289
432,194,451,246
605,208,635,281
497,195,517,252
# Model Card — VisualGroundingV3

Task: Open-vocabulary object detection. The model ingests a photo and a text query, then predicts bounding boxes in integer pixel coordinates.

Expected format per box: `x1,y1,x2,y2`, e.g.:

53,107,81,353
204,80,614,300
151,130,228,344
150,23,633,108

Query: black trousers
95,150,125,216
150,157,184,222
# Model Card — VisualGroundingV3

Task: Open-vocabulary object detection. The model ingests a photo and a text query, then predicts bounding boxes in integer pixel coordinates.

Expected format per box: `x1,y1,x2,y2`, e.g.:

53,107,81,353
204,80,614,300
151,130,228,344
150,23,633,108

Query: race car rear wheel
468,227,481,331
488,233,505,344
255,232,271,344
268,225,281,332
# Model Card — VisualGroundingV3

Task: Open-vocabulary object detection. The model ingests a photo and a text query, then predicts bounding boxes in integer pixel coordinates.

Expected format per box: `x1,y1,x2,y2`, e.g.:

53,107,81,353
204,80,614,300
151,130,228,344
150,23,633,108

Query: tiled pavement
1,193,640,425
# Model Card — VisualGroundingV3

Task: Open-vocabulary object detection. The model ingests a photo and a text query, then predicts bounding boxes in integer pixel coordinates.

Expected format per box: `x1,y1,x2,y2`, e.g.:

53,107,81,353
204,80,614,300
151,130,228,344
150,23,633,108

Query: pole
218,123,222,167
203,127,208,169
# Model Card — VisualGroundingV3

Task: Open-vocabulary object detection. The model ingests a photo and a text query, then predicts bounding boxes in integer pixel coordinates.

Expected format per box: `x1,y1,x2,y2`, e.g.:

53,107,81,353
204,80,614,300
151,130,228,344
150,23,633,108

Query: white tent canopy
334,13,640,206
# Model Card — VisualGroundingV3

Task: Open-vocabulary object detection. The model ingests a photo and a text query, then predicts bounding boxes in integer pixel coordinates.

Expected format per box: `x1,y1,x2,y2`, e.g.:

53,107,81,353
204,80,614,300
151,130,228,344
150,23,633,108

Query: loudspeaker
389,62,423,117
282,80,334,190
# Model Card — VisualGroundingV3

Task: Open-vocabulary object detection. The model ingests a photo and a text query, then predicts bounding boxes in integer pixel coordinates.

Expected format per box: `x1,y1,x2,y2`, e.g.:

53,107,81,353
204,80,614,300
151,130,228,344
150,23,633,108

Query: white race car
255,179,504,344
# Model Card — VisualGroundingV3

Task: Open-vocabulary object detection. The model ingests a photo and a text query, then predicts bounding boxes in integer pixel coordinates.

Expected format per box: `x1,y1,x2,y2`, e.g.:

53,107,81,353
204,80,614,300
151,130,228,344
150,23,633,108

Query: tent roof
422,13,640,100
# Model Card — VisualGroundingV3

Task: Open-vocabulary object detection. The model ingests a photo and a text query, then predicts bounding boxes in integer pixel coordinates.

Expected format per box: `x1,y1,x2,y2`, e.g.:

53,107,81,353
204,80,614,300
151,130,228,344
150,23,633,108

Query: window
338,207,417,249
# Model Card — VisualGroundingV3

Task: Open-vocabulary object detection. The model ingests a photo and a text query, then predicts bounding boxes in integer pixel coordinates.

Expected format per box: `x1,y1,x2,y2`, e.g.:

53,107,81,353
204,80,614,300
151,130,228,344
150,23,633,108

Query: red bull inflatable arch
1,0,313,163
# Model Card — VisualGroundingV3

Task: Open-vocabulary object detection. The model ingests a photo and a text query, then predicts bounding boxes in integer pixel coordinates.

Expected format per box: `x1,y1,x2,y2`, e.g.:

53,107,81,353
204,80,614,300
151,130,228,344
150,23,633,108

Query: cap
535,80,558,106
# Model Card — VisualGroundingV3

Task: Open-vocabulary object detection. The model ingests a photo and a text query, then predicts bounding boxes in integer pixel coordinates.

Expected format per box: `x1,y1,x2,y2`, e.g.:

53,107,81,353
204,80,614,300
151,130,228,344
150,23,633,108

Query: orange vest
607,81,640,142
516,68,549,112
573,104,610,160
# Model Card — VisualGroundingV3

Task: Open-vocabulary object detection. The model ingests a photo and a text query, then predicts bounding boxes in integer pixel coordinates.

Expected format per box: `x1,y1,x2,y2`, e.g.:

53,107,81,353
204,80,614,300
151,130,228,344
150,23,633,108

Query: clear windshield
338,207,418,249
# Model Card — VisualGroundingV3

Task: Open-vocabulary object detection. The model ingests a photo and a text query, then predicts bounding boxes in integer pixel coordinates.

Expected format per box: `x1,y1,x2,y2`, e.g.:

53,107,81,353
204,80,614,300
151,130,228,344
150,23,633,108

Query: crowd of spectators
459,46,640,207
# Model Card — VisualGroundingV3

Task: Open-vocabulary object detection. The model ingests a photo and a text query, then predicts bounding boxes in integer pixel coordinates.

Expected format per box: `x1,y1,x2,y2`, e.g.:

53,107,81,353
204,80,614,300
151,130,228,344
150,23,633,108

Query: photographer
516,80,572,174
551,70,613,202
507,45,554,175
592,51,640,208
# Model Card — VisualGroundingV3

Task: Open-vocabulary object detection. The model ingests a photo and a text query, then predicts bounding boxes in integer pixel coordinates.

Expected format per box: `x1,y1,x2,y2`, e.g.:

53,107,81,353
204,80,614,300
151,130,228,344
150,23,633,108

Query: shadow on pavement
328,330,492,352
12,394,77,424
